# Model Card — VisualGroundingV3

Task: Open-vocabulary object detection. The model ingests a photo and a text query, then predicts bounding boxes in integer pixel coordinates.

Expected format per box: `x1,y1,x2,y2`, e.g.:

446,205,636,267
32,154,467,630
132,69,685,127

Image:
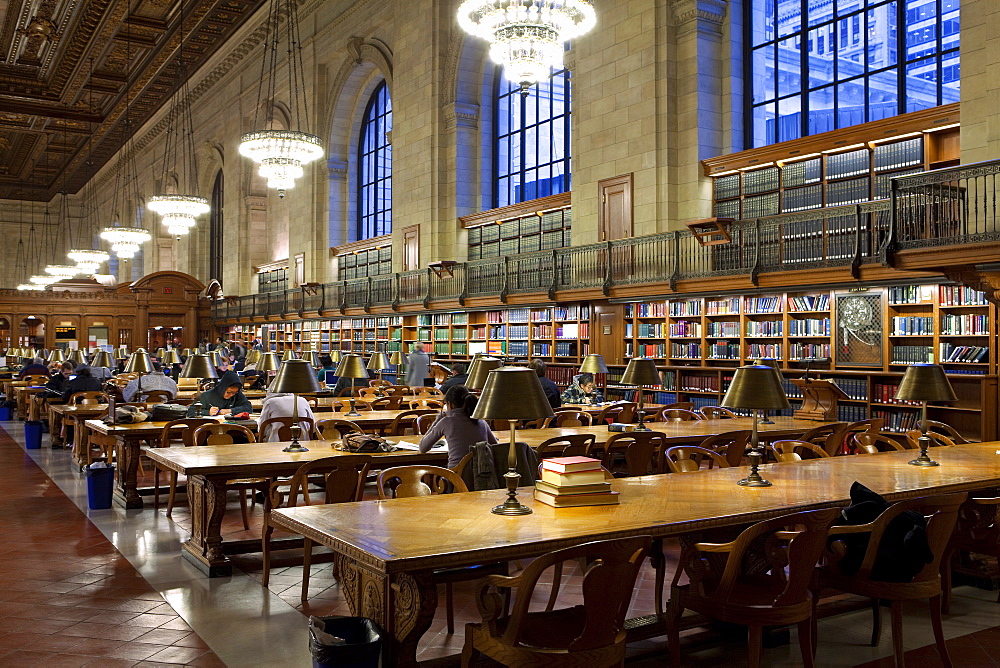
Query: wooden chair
811,493,966,668
594,402,636,425
415,413,437,435
942,494,1000,613
905,429,957,449
663,445,730,473
462,535,652,668
649,408,702,422
22,374,50,386
153,418,217,515
189,423,264,531
68,391,107,405
800,422,849,456
698,430,752,467
407,398,444,410
258,416,317,442
770,439,831,462
141,390,173,404
849,432,905,454
315,418,363,440
376,465,496,633
668,508,840,668
331,398,371,412
415,387,444,399
383,409,437,437
261,455,372,601
661,401,695,411
699,405,737,419
536,434,597,459
600,431,666,477
356,387,381,399
825,418,885,455
370,395,404,410
544,410,591,428
368,379,391,389
385,385,414,396
927,419,970,444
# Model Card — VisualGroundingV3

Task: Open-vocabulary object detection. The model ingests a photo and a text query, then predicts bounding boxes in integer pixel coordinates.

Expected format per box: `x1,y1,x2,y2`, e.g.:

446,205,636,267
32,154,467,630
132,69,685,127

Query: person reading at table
189,370,252,417
418,385,497,468
18,358,50,379
42,361,76,397
61,365,104,402
122,369,178,402
529,359,562,409
256,392,316,442
560,372,604,405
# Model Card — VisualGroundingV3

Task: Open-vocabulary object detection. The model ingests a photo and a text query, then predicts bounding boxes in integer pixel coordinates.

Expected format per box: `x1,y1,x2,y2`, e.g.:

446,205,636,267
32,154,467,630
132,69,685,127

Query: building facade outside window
493,68,571,208
747,0,959,148
357,81,392,240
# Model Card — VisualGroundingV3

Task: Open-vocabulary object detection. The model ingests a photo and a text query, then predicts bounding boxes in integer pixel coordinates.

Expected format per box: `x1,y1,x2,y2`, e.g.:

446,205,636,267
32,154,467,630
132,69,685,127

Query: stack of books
533,456,620,508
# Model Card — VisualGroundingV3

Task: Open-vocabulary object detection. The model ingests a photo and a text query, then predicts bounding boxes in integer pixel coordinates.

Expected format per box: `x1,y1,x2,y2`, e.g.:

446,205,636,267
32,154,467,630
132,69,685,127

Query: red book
540,456,603,474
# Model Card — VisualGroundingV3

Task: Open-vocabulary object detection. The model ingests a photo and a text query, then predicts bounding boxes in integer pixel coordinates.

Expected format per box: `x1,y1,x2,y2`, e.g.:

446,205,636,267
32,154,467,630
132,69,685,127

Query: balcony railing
211,159,999,321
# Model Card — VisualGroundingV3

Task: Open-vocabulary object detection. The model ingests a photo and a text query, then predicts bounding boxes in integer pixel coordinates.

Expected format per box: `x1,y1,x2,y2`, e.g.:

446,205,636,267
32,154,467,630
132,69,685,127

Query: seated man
62,365,105,402
256,392,316,442
560,372,604,405
189,370,252,417
122,370,178,402
438,363,468,393
528,360,562,409
42,361,77,398
19,357,51,379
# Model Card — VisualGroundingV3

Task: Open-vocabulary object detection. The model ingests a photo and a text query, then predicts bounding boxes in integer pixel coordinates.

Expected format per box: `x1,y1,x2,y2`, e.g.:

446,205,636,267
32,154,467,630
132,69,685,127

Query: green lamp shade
471,367,554,421
895,364,957,402
180,354,219,379
621,357,661,386
271,359,322,394
335,354,369,379
579,353,610,375
722,365,790,411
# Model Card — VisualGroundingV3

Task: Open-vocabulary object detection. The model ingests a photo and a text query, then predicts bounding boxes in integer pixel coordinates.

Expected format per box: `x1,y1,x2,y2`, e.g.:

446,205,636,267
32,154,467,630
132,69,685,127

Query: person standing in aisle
404,342,431,387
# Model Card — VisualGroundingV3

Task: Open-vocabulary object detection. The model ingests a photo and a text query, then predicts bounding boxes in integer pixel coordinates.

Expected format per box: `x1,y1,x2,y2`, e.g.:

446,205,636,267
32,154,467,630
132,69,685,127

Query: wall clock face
836,294,883,367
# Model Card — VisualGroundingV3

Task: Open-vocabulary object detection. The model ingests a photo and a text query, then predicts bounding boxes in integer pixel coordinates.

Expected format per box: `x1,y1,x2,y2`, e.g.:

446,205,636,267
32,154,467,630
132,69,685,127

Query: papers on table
392,440,445,451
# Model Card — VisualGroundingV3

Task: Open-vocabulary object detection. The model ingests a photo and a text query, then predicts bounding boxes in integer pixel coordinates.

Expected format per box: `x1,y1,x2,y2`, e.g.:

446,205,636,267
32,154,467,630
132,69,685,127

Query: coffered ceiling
0,0,266,201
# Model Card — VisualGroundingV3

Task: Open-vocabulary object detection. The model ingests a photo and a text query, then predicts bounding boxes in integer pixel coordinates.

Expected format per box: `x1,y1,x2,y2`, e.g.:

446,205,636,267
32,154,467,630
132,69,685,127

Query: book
540,468,608,487
534,479,612,496
540,456,602,474
533,488,620,508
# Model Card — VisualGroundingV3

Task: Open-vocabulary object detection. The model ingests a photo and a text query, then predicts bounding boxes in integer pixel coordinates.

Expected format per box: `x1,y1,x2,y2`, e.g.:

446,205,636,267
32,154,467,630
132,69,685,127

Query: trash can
0,405,11,421
309,616,382,668
24,421,42,449
85,463,115,510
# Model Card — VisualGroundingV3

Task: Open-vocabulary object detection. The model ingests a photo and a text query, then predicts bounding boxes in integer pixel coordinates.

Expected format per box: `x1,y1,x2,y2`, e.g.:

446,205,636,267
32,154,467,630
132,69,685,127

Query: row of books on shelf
836,403,871,422
707,322,741,337
789,294,830,311
788,319,830,336
872,382,922,406
891,317,935,336
891,346,933,364
831,377,869,401
939,286,989,306
706,298,741,315
746,322,783,337
789,343,831,359
708,343,740,359
747,344,782,359
870,409,921,433
941,314,990,335
940,344,989,363
887,285,929,304
531,342,579,357
874,137,923,172
670,322,701,337
744,296,782,313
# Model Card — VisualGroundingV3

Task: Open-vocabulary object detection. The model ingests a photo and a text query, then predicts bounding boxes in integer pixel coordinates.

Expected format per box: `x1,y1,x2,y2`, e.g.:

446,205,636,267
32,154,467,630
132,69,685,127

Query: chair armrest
692,540,737,553
827,521,878,535
971,497,1000,505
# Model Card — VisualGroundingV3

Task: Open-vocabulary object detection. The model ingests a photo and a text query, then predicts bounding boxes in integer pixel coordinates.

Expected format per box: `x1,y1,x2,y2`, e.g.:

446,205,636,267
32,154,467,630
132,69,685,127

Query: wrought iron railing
209,159,1000,321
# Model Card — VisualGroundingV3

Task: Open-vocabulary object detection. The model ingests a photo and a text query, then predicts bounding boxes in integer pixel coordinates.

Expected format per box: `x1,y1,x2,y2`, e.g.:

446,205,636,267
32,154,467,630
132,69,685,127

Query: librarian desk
270,442,1000,667
144,442,448,577
84,409,434,509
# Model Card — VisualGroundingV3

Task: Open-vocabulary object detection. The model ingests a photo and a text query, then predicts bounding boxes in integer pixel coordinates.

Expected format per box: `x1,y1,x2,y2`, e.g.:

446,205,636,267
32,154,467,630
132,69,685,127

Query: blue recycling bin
86,465,115,509
24,421,42,449
0,405,11,421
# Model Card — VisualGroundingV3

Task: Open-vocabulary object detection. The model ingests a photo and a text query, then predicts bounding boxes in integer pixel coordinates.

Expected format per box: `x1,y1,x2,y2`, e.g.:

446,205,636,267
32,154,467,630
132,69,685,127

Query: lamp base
345,410,361,417
908,435,939,467
738,474,773,487
282,441,310,453
737,448,772,487
491,470,532,516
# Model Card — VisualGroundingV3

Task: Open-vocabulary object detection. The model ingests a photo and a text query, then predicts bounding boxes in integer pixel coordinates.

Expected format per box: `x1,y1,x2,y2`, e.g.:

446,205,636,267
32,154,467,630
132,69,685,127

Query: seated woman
256,392,316,442
188,370,252,417
560,372,604,405
418,385,497,468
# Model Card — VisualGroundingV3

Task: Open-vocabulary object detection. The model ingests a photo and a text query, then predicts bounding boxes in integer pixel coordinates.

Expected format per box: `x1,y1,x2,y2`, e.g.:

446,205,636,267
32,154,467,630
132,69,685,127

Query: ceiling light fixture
238,0,323,197
458,0,597,94
68,59,111,273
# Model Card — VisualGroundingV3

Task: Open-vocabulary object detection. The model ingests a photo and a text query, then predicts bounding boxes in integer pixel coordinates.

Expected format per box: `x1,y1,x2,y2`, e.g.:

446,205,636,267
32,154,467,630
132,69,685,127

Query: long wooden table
269,442,1000,666
48,403,106,452
145,442,448,576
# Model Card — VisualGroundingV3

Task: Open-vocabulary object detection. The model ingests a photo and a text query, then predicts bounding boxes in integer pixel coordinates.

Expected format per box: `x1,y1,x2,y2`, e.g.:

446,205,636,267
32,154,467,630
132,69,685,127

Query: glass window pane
777,96,802,141
778,37,801,98
905,57,938,111
777,0,801,38
867,3,897,70
808,86,836,135
941,51,960,103
752,46,776,103
941,0,959,50
838,0,864,17
807,0,833,26
837,78,866,127
357,81,392,241
868,69,898,120
809,28,836,88
751,0,776,46
905,0,937,61
752,102,777,148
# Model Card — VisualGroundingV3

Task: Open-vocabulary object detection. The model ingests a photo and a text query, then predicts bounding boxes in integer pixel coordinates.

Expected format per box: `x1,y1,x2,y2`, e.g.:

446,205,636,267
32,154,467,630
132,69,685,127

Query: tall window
357,81,392,240
209,171,223,280
747,0,959,148
494,69,571,208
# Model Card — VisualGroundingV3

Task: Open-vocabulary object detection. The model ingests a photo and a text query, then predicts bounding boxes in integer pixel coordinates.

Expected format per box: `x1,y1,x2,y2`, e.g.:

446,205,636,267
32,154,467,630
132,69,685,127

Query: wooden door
403,225,420,271
599,174,633,241
590,302,626,365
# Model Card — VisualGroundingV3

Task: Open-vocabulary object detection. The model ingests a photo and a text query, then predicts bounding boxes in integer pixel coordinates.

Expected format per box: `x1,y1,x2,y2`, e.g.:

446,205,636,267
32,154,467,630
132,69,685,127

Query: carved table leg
182,474,232,577
334,554,437,668
113,436,144,509
49,409,63,447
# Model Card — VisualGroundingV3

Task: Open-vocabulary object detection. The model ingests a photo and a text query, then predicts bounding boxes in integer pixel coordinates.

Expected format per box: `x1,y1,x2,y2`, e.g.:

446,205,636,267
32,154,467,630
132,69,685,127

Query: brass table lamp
125,349,154,397
721,365,790,487
301,350,321,368
388,350,403,383
895,364,957,467
162,350,181,366
754,358,784,424
336,354,369,416
471,366,554,515
180,354,219,417
270,359,321,452
579,353,610,396
621,357,661,430
465,356,502,391
329,350,343,364
257,352,281,388
281,349,298,362
91,350,114,370
367,352,390,383
47,348,64,364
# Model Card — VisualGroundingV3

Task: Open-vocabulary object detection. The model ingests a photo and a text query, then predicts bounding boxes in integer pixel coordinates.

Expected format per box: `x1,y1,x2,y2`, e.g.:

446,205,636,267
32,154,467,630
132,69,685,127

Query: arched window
357,81,392,240
746,0,960,148
209,171,223,280
494,69,571,208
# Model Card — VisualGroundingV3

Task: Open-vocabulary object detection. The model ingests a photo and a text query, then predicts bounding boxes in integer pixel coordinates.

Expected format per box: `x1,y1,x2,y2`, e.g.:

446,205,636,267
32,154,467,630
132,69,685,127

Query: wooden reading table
15,385,46,420
48,403,106,451
269,442,1000,666
144,442,448,576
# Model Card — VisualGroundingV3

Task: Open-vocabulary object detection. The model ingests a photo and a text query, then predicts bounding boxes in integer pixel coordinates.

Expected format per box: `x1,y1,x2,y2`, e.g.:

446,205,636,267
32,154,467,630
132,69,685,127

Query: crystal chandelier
457,0,596,93
68,249,110,274
44,265,81,278
148,195,210,235
29,274,56,286
101,227,152,259
17,284,44,291
238,0,323,197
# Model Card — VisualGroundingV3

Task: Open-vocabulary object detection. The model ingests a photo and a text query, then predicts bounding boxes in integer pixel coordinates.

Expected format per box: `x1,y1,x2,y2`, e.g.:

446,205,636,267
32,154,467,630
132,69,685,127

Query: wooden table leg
182,475,233,577
334,554,436,667
113,436,144,509
49,409,64,447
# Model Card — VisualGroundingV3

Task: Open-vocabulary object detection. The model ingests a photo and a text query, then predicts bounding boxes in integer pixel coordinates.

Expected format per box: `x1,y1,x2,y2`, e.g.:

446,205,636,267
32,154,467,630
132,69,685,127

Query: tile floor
5,417,1000,666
